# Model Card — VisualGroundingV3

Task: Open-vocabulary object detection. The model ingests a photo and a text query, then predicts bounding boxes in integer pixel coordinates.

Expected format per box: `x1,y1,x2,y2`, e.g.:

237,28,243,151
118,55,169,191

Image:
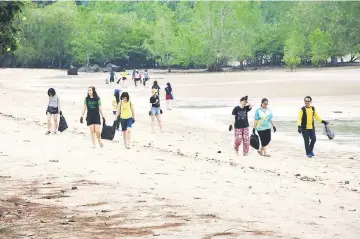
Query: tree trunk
349,53,358,63
240,60,244,70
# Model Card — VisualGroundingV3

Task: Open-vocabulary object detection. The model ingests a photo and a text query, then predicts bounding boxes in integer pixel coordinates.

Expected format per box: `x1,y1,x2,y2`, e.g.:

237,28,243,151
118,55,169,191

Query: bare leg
151,115,155,131
94,124,103,147
166,100,170,110
156,115,163,132
52,114,58,133
127,128,131,146
169,100,172,110
46,113,52,133
122,130,127,146
89,125,96,147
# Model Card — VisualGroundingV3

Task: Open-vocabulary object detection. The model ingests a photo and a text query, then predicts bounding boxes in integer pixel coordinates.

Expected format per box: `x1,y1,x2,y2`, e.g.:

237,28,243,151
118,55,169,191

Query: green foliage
283,31,304,70
4,1,360,69
309,28,332,66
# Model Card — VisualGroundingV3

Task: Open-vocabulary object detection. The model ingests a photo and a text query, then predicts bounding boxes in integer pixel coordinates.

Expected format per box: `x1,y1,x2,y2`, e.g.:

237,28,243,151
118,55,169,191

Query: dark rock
103,63,120,72
78,66,88,72
89,64,100,72
217,151,221,153
67,67,78,75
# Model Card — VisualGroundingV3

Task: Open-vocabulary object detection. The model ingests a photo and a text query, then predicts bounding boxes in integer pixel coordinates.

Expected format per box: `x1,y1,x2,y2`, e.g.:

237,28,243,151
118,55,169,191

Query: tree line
1,1,360,71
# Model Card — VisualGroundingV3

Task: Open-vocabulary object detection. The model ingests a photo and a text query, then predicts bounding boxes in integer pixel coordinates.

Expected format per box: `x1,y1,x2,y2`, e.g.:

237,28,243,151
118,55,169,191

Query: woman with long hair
80,86,105,148
112,89,121,131
149,88,163,132
115,92,135,148
164,82,173,110
151,80,160,96
46,88,61,135
253,98,276,157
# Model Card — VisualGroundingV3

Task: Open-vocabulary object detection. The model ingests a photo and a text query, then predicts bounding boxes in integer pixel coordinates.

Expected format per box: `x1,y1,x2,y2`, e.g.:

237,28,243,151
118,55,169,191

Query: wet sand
0,68,360,239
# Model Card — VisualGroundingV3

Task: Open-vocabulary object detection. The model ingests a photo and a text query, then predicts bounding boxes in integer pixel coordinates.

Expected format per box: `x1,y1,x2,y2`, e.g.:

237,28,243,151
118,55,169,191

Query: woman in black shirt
149,89,163,132
80,86,105,148
229,96,252,156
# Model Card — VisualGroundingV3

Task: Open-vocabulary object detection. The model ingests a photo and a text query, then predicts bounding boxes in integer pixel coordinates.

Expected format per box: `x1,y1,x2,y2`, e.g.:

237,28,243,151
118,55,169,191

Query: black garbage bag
101,120,116,140
58,112,68,133
250,133,260,150
324,124,335,140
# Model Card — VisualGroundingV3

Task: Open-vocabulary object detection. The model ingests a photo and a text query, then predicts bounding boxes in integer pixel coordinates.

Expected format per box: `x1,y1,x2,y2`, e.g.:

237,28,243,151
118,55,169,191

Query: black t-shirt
150,95,160,108
152,85,160,95
232,105,251,128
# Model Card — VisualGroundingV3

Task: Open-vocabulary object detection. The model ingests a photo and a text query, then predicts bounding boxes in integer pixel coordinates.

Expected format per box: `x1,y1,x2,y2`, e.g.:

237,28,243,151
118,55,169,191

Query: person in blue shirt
253,98,276,157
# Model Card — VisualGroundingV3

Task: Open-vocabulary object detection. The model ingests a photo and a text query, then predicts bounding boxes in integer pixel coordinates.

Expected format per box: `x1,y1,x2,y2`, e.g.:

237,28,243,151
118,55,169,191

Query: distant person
143,69,149,86
149,88,164,132
80,86,105,148
134,70,141,87
229,96,252,156
151,80,160,96
115,92,135,149
112,89,121,131
109,68,116,85
119,69,127,88
297,96,328,158
46,88,61,135
253,98,276,157
132,69,136,84
164,82,173,110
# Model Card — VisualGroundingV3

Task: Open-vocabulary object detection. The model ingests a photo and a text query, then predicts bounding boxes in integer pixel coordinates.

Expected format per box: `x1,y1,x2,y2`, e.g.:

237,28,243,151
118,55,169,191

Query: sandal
263,154,271,157
45,131,51,135
257,150,263,156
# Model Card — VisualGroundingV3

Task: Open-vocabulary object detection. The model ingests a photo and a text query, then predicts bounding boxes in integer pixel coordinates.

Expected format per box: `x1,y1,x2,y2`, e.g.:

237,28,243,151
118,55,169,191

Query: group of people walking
46,77,174,148
230,96,329,158
46,81,330,157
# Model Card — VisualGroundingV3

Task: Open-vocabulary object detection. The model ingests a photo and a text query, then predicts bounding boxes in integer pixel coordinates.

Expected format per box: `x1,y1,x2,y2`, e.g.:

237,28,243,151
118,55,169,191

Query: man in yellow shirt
297,96,328,158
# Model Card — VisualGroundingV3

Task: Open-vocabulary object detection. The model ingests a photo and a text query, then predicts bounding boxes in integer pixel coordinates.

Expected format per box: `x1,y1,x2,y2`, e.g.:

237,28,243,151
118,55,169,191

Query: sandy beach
1,68,360,239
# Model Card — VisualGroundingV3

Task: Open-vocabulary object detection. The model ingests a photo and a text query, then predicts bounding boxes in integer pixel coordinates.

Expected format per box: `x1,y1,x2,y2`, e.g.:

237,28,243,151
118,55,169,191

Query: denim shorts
151,107,160,116
120,118,132,131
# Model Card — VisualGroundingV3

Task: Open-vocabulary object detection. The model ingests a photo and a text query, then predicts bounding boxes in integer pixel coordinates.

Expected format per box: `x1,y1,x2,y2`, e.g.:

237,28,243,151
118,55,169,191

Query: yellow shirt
112,96,118,111
120,101,132,119
121,72,126,77
298,107,322,129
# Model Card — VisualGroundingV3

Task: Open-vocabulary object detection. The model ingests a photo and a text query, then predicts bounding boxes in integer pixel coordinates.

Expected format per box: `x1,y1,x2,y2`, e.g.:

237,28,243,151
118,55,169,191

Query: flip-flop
257,150,263,156
263,154,271,157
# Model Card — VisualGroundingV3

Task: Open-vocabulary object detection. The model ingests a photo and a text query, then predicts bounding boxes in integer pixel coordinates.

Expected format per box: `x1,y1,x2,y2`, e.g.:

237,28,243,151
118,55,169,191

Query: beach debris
319,216,325,218
153,233,161,236
295,174,301,177
217,150,221,153
40,220,46,223
299,176,316,182
49,160,59,163
101,210,110,213
248,186,252,189
71,186,77,190
345,181,350,184
333,111,342,113
249,166,255,170
349,157,355,160
348,209,356,212
23,140,30,143
193,197,202,200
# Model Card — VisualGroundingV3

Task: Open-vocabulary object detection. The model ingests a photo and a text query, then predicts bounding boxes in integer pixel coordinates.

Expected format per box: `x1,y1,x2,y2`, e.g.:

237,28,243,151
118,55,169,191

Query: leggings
234,127,249,153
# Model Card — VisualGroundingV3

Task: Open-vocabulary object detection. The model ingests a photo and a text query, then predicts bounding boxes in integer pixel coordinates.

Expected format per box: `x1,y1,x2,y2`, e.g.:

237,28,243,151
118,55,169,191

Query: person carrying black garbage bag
297,96,328,158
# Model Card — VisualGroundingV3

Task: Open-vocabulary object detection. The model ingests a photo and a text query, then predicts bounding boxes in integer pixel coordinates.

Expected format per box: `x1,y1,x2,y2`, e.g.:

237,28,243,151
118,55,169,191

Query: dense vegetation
1,1,360,71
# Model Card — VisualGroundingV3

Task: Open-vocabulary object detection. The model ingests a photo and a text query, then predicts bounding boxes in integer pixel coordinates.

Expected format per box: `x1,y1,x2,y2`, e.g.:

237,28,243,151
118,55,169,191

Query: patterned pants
234,127,250,154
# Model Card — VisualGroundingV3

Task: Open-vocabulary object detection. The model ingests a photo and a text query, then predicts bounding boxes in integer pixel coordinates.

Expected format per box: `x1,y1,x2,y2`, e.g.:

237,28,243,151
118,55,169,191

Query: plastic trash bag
58,113,68,133
324,124,335,140
250,133,260,150
101,120,116,140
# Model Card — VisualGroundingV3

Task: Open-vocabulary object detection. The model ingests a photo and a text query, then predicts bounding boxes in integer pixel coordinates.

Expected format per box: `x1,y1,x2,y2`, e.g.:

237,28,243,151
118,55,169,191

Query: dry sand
0,68,360,239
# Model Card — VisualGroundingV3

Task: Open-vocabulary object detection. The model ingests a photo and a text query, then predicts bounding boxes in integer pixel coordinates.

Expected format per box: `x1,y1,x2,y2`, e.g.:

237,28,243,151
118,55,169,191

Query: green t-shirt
84,97,101,109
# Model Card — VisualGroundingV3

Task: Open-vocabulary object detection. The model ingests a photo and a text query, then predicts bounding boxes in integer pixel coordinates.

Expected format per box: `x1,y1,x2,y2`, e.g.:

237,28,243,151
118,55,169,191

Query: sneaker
310,152,315,157
306,154,312,158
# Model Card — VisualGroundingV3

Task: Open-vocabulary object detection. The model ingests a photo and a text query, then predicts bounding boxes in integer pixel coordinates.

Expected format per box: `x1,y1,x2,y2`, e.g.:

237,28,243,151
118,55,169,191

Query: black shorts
47,106,58,115
144,78,149,81
86,114,101,126
257,129,271,147
110,77,114,82
135,78,141,81
122,77,127,80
